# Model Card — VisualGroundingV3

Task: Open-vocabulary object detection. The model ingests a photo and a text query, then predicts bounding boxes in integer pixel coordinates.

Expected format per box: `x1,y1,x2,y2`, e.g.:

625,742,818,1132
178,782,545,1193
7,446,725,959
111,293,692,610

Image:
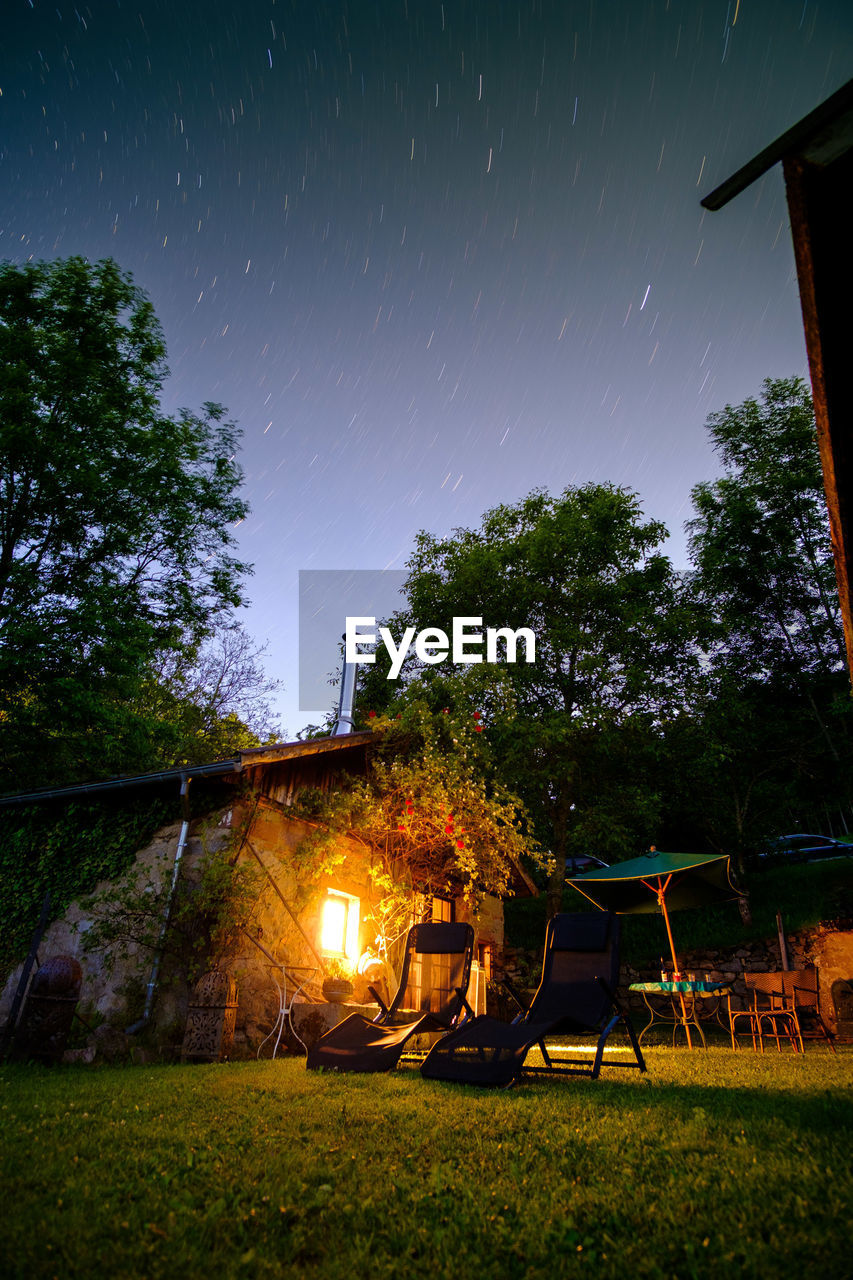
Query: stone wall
1,799,511,1064
0,817,236,1063
499,925,853,1036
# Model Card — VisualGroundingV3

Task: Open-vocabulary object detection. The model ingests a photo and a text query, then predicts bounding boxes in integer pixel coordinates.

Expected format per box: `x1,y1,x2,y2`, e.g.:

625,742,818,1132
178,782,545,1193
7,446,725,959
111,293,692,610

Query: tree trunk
545,805,569,920
545,852,566,921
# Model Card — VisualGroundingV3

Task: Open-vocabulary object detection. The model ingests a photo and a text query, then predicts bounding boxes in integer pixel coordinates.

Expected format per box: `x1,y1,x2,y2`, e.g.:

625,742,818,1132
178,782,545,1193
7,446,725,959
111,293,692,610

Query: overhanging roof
700,78,853,685
701,77,853,210
237,731,373,768
0,732,374,808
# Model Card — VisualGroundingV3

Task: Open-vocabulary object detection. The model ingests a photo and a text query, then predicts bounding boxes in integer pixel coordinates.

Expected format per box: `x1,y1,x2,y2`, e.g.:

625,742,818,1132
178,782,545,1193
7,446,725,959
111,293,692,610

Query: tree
0,256,255,789
682,376,853,854
141,625,283,765
660,676,840,871
687,378,847,701
358,485,701,917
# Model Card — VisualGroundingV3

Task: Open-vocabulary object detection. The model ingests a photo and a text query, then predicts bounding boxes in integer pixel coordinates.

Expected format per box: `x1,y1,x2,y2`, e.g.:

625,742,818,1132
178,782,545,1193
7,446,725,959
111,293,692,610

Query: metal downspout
126,773,192,1035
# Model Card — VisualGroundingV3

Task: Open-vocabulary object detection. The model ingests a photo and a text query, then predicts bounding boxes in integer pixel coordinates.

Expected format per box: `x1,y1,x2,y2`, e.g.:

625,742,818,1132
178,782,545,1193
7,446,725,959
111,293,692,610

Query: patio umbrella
566,848,741,977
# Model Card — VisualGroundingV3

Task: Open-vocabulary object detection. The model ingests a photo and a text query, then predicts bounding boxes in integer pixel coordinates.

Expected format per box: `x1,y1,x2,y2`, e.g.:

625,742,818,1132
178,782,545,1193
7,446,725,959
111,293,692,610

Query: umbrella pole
658,885,693,1049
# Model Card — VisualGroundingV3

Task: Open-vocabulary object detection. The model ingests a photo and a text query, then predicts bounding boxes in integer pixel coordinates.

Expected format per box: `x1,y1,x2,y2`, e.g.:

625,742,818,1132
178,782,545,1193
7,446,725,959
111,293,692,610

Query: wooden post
783,150,853,684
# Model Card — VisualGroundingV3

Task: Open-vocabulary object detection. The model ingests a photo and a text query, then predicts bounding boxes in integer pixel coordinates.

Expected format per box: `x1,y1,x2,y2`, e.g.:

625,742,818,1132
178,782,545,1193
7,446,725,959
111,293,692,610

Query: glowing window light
321,896,347,952
321,890,360,961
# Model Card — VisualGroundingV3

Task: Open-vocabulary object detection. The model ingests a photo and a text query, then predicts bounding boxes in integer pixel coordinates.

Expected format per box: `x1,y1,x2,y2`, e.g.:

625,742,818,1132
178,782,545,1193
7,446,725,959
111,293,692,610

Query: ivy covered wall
0,781,234,983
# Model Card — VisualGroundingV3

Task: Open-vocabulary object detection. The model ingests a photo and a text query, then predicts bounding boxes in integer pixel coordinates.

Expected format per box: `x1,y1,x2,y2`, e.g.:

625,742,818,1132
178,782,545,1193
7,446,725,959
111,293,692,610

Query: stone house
0,731,535,1060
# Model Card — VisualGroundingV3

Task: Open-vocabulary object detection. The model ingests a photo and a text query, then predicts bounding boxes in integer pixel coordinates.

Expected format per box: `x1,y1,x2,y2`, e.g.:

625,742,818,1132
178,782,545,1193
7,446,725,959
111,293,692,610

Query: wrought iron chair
780,969,836,1052
306,921,475,1073
420,912,646,1087
729,973,803,1053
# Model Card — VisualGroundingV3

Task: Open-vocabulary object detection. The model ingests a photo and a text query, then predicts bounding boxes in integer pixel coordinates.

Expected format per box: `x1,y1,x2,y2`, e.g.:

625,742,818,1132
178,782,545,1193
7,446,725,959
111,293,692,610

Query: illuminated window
431,896,453,923
320,890,360,960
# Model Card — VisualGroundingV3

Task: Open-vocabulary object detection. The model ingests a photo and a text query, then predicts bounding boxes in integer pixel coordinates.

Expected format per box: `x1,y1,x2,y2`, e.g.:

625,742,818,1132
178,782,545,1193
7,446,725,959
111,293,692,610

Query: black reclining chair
421,912,646,1087
306,921,475,1073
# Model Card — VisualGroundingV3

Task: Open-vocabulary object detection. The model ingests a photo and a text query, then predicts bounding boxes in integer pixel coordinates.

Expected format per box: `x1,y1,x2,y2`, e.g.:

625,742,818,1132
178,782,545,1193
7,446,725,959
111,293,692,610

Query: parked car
760,833,853,864
565,854,610,875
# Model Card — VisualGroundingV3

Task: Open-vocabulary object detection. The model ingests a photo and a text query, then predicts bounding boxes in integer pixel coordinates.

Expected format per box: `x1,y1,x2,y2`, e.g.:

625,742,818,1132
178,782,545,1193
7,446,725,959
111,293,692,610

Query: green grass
505,857,853,963
2,1048,851,1279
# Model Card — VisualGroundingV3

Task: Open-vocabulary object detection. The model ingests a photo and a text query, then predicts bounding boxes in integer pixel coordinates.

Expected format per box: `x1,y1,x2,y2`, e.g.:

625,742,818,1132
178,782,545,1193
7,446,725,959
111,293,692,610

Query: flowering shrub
294,700,543,966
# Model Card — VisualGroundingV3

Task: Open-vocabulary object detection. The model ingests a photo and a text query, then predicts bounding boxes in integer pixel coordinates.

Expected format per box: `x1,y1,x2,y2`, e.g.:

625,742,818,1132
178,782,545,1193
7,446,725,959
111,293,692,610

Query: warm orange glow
321,896,347,953
357,951,383,982
321,891,360,960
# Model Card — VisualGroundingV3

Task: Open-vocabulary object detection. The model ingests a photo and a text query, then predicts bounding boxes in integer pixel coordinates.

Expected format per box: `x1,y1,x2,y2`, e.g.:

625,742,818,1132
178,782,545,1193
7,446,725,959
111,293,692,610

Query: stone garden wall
500,924,853,1037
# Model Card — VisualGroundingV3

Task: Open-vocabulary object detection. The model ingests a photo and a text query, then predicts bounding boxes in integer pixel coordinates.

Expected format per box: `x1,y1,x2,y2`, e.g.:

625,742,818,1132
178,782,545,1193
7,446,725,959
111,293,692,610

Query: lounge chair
420,912,646,1086
306,921,475,1073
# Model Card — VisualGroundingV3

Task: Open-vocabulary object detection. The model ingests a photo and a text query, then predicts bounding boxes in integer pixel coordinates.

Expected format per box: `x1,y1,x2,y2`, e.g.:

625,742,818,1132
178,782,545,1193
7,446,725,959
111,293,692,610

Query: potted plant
322,958,354,1004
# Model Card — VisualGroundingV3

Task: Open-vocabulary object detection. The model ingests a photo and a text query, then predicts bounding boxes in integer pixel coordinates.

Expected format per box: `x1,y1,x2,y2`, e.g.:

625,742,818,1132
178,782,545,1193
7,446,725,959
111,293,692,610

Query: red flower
398,824,406,832
442,708,450,714
445,825,454,834
473,710,481,719
474,724,483,733
456,838,465,849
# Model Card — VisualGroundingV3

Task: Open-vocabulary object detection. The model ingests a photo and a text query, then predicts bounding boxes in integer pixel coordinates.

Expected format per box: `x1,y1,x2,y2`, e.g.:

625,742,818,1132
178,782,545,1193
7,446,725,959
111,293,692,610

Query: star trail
2,0,851,730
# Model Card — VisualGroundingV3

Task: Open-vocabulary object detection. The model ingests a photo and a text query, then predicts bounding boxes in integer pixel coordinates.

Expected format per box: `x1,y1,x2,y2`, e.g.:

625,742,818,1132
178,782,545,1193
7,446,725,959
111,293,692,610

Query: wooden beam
701,78,853,211
238,731,374,768
783,150,853,682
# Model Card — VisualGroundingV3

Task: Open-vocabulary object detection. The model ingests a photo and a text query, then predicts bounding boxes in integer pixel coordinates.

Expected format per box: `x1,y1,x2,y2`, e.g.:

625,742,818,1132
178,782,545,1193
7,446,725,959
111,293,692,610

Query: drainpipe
127,773,192,1035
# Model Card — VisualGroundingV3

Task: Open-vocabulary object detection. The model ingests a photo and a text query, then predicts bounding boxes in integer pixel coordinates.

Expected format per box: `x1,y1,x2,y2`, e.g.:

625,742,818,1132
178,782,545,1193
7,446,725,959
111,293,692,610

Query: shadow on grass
415,1044,852,1138
573,1076,850,1136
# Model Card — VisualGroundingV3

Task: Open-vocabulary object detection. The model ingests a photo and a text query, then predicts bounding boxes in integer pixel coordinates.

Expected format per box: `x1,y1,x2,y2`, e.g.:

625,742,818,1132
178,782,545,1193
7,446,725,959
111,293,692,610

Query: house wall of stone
229,796,508,1055
1,795,511,1062
0,815,236,1057
225,798,383,1055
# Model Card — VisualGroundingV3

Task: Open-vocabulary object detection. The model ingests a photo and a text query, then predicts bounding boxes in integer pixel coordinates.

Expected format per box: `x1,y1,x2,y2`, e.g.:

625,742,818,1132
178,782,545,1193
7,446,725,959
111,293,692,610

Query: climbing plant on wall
290,700,544,968
0,792,174,981
78,821,263,986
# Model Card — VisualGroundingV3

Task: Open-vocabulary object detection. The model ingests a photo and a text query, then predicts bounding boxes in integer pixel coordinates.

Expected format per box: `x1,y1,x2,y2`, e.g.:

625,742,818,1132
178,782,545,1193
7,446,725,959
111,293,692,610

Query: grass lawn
2,1046,851,1280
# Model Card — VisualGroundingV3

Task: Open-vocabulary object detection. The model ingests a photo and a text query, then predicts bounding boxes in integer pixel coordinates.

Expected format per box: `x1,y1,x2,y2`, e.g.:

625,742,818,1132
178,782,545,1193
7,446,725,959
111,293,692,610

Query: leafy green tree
660,676,842,871
0,256,255,789
358,485,701,916
681,376,852,858
687,378,847,730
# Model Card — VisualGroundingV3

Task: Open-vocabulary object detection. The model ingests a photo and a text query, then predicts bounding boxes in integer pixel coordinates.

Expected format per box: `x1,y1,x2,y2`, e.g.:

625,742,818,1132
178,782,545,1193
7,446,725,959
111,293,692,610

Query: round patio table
628,980,730,1048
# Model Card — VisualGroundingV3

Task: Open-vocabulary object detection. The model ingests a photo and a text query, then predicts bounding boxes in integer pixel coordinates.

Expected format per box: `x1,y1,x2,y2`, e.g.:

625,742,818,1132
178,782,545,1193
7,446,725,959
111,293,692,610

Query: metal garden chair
780,969,836,1052
729,973,804,1053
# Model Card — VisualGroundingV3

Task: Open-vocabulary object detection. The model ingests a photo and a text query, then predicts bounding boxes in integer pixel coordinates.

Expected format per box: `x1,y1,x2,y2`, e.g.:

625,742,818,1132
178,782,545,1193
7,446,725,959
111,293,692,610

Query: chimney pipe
333,632,357,735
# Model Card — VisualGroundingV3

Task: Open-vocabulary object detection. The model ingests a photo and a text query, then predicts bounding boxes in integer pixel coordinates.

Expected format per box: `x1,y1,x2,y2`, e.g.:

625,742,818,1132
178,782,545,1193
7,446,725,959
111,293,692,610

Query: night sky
3,1,852,733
